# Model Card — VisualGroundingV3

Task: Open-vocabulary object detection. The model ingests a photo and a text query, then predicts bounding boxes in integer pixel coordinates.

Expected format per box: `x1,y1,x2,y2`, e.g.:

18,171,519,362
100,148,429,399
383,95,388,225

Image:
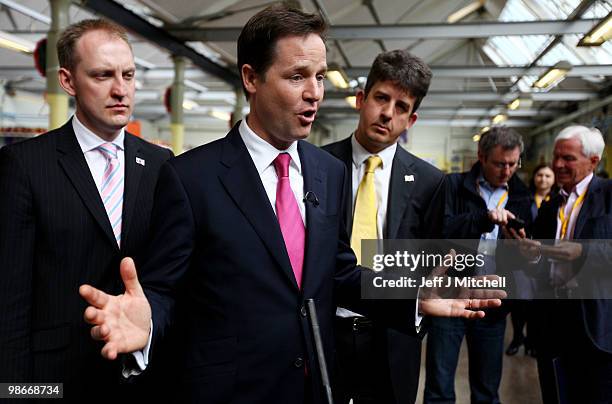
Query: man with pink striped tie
0,19,172,401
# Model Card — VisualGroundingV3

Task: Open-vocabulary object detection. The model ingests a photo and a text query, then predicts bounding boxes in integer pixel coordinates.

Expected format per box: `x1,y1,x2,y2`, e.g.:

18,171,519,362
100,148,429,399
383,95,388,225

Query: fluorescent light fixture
532,61,571,90
492,114,508,125
182,99,198,110
327,67,349,89
507,94,533,110
447,0,485,23
0,30,35,53
578,13,612,46
508,98,521,110
210,110,231,121
345,96,357,109
473,126,489,142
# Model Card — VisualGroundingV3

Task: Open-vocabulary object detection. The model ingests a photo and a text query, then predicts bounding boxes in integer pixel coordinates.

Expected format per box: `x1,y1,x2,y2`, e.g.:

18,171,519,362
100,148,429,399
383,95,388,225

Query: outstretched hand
79,257,152,360
419,250,506,319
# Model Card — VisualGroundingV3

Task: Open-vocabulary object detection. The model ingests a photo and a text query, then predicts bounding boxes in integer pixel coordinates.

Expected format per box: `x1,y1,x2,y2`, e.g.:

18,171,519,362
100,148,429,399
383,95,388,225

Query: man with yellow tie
323,50,446,404
424,127,533,404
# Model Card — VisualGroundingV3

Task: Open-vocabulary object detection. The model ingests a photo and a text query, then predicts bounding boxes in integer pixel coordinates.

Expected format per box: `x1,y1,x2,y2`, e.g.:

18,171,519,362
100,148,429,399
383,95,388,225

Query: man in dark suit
515,125,612,403
0,19,172,400
323,50,444,404
78,5,503,404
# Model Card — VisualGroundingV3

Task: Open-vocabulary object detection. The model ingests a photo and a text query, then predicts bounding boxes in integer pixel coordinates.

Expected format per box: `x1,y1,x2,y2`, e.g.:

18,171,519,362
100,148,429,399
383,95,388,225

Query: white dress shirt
556,172,593,240
72,115,125,192
239,119,306,225
339,135,422,329
350,134,397,238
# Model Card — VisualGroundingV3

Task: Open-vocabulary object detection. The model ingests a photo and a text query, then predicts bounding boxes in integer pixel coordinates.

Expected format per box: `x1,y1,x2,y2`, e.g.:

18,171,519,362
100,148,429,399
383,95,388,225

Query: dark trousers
534,300,612,404
424,315,506,404
333,316,421,404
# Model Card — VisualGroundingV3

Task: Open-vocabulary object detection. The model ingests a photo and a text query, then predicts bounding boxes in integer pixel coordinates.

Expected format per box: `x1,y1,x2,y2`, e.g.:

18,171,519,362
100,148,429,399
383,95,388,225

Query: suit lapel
386,147,416,239
219,127,299,290
326,137,354,233
299,142,327,293
121,134,145,250
56,122,117,248
574,176,603,239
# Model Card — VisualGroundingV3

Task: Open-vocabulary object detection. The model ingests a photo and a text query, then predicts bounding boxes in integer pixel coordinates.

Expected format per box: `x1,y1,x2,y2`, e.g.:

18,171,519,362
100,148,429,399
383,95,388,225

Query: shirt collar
350,133,396,170
238,118,301,175
560,172,593,198
72,114,125,153
477,169,508,192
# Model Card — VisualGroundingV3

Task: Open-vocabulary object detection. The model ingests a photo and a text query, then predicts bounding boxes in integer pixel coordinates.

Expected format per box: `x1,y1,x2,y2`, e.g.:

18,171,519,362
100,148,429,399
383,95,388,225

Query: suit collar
386,146,416,238
324,136,354,230
350,134,396,170
56,121,119,248
219,125,301,291
121,133,145,249
298,141,328,293
238,118,302,175
574,174,603,238
72,114,125,152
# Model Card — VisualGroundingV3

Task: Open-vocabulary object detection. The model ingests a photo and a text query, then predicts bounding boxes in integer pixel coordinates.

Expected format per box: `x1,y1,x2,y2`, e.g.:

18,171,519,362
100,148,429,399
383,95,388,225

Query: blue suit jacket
531,175,612,353
139,124,415,403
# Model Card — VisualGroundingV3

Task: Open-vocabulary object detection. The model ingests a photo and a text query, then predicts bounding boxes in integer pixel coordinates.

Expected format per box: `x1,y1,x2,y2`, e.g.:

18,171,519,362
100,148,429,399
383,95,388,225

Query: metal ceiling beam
319,106,560,117
317,117,538,127
80,0,241,87
168,19,600,41
346,64,612,78
0,0,51,24
529,93,612,135
324,90,598,101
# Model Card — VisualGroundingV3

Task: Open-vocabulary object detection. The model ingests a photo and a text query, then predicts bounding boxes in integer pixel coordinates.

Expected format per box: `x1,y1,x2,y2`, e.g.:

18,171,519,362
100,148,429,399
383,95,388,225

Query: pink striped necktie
273,153,305,289
97,142,123,247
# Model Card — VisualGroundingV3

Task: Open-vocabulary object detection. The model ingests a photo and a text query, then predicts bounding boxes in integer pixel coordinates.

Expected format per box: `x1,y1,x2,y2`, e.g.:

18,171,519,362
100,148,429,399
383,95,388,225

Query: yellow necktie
351,155,382,264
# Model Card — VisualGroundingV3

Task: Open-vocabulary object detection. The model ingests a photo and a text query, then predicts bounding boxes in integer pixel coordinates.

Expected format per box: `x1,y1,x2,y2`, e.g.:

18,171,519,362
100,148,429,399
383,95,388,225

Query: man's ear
355,89,365,110
58,67,76,97
406,112,418,130
241,64,259,98
590,155,601,169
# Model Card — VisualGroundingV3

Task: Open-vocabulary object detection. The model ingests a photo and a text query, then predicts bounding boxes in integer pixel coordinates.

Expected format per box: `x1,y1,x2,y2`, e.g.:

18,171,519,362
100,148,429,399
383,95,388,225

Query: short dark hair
237,3,328,99
363,49,432,113
57,19,131,71
478,126,524,157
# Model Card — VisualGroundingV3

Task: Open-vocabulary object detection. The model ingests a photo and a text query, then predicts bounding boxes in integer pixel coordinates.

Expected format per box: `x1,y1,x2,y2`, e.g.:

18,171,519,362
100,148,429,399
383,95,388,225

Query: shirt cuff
122,319,153,378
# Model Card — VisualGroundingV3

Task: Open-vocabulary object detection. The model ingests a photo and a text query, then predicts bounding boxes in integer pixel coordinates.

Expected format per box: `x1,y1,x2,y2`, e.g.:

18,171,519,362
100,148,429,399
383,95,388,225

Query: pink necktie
273,153,305,289
98,143,123,247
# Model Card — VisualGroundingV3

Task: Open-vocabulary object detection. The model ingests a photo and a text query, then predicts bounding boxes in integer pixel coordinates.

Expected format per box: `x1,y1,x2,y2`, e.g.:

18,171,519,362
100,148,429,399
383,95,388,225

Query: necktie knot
273,153,291,178
365,155,382,173
98,142,119,161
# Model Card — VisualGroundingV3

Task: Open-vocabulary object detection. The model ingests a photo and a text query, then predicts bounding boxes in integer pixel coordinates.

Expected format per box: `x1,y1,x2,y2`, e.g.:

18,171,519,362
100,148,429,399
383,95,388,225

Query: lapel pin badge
136,157,145,166
404,174,414,182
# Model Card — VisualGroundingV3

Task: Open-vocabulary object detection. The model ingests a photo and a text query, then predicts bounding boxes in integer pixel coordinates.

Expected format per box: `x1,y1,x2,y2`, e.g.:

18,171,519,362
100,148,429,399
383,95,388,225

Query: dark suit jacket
0,120,172,398
323,136,446,404
139,123,415,404
531,175,612,354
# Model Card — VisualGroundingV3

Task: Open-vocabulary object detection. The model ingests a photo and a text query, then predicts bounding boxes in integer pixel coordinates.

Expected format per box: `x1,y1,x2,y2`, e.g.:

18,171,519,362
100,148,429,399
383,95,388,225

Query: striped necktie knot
98,142,119,160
